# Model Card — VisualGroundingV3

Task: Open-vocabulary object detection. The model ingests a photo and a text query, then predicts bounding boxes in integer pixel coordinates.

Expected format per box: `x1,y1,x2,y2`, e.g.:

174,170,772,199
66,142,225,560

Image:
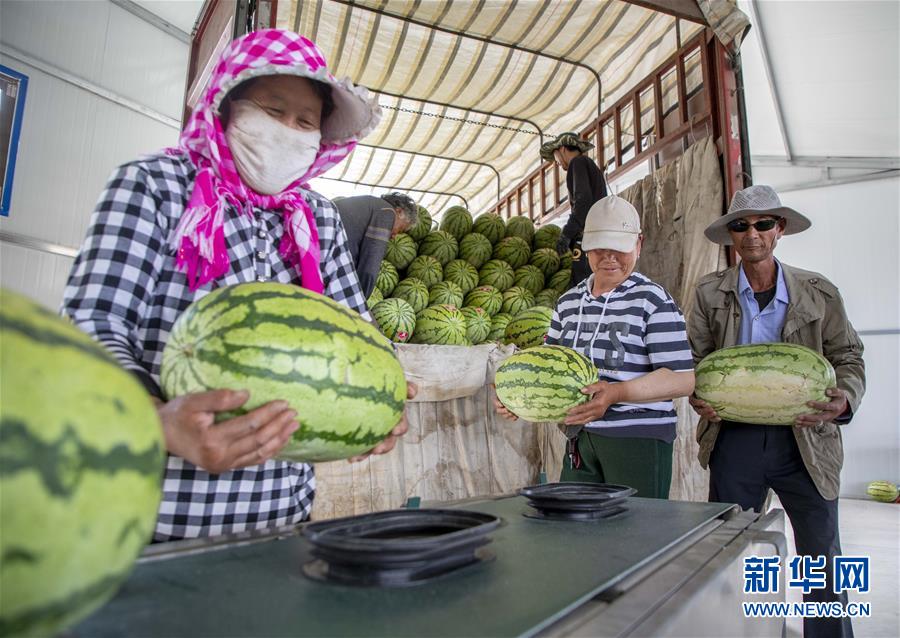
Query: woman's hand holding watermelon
348,382,418,462
688,395,722,422
155,389,300,474
794,387,848,428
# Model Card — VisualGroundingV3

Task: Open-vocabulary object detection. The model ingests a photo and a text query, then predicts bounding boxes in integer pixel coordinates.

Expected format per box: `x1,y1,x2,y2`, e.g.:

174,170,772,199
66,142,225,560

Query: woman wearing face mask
495,196,695,498
62,30,411,541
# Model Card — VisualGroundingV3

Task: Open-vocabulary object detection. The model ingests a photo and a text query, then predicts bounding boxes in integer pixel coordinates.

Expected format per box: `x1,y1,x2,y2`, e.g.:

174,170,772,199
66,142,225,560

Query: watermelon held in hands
494,345,599,421
865,481,899,503
694,343,836,426
161,283,407,462
0,289,165,637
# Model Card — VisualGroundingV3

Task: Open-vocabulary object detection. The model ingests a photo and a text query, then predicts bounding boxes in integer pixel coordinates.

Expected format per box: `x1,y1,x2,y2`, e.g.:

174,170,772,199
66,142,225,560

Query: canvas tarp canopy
277,0,748,217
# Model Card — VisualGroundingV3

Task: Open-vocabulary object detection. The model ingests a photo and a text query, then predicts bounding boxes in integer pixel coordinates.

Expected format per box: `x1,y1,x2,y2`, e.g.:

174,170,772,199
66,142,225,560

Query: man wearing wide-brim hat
539,132,607,287
687,185,865,638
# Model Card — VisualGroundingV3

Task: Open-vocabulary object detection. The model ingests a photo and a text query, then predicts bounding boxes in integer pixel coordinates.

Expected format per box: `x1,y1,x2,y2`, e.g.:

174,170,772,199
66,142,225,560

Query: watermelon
410,305,470,345
461,306,492,345
504,306,553,348
418,230,459,266
513,264,545,296
0,289,164,637
534,288,561,308
384,233,417,270
694,343,837,426
530,247,561,279
429,281,464,308
500,286,535,315
390,278,430,313
371,298,416,343
439,206,473,241
533,225,562,250
408,205,433,242
366,286,384,308
505,216,535,245
472,213,506,245
406,255,443,287
458,232,493,269
443,259,479,295
493,236,531,269
478,259,515,292
559,250,573,270
375,260,399,296
488,312,514,341
161,283,407,462
866,480,899,503
464,285,503,316
548,268,573,292
494,345,598,421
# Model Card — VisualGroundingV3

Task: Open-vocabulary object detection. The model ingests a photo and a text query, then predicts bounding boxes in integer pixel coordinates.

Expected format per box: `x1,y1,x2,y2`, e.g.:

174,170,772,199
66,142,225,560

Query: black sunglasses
726,218,782,233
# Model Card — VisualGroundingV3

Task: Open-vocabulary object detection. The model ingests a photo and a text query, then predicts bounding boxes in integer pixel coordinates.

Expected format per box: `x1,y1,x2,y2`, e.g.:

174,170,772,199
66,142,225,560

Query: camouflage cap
539,132,594,162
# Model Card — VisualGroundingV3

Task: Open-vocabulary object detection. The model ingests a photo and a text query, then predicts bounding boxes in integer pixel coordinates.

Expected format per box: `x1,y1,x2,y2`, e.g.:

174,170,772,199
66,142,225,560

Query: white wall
752,173,900,497
0,0,190,309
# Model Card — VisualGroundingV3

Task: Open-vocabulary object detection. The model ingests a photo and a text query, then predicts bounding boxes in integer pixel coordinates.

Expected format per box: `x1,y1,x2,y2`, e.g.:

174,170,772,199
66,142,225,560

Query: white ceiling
739,0,900,160
133,0,204,34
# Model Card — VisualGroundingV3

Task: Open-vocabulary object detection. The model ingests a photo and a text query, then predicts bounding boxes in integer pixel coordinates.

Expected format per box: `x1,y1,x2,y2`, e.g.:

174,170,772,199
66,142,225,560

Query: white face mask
225,100,321,195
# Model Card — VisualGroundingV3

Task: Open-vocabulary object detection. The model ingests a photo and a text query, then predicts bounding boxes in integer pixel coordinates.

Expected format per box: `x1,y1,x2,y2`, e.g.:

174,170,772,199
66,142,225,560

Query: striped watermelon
488,312,513,341
533,225,562,250
161,283,407,462
493,236,531,269
366,286,384,308
513,264,545,295
408,205,433,241
0,289,164,637
407,255,443,287
443,259,479,295
504,306,553,348
478,259,515,292
418,230,459,266
458,232,493,269
505,216,535,245
694,343,837,425
559,250,573,270
464,285,503,316
500,286,535,315
410,305,470,345
472,213,506,245
371,298,416,343
384,233,417,270
375,260,399,296
866,481,899,503
494,345,598,421
534,288,561,308
439,206,473,241
461,306,492,345
530,247,561,278
390,278,430,313
429,281,464,308
548,268,573,292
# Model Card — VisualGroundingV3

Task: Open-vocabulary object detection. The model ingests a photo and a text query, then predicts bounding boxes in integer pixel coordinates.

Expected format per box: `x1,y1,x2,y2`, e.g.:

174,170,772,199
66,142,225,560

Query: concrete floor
774,497,899,637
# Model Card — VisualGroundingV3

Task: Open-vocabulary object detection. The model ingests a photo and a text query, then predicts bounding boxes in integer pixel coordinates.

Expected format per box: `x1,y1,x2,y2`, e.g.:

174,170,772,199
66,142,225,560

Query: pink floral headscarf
169,29,379,292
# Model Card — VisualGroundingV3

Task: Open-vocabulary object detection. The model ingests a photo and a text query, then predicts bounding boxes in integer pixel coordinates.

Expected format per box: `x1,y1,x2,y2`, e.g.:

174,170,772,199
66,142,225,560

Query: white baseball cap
581,195,641,252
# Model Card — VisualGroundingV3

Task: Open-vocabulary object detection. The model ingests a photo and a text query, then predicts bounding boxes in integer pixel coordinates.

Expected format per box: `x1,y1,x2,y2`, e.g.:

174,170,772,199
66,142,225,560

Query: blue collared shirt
737,260,790,345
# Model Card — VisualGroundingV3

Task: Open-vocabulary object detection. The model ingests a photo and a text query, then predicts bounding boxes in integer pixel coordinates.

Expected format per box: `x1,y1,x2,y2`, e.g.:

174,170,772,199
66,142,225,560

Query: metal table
72,496,786,637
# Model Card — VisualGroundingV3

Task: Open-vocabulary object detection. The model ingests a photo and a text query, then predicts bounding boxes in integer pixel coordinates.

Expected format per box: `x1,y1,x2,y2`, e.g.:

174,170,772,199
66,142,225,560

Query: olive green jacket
688,262,866,500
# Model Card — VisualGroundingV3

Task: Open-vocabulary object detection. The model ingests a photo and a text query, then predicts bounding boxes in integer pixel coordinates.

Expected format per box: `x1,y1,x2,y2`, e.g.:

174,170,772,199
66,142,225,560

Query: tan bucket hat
705,185,811,245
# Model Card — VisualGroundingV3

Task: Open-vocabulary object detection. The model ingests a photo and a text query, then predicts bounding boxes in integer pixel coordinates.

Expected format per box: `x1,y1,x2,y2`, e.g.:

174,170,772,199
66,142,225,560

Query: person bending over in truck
63,30,412,542
494,196,695,498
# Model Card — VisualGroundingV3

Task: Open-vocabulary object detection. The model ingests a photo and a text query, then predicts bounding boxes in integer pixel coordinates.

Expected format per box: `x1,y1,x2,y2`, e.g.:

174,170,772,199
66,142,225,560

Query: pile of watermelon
371,205,573,348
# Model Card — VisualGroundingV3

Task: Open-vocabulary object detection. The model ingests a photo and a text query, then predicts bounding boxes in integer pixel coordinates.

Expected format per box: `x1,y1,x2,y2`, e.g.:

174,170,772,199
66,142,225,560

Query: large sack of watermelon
694,343,836,425
0,289,165,637
494,345,598,421
161,283,407,462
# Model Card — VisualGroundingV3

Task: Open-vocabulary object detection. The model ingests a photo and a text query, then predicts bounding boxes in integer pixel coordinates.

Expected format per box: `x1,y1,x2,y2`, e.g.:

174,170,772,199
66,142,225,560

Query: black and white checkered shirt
62,152,368,541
